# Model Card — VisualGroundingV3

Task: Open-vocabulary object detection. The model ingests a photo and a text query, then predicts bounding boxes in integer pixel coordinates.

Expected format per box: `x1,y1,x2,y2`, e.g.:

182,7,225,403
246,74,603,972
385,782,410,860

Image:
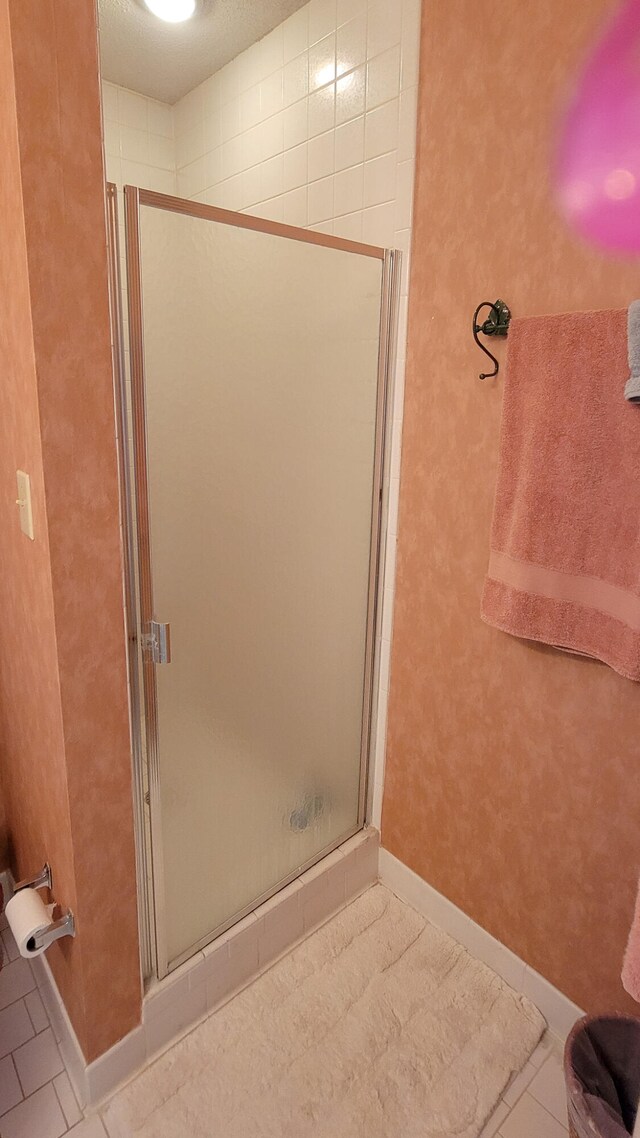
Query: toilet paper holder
14,862,76,948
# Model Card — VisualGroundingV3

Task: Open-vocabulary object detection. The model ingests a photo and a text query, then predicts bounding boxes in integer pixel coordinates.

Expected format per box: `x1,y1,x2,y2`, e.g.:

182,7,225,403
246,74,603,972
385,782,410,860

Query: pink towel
481,309,640,682
623,881,640,1002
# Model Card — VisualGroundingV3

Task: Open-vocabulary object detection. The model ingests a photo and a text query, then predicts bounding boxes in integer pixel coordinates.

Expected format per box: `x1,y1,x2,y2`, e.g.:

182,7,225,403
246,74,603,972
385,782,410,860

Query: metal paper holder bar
13,863,76,947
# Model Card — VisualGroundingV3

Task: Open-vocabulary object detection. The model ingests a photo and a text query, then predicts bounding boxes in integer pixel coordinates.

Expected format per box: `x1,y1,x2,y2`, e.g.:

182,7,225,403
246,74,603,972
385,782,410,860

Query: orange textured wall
0,0,141,1060
383,0,640,1015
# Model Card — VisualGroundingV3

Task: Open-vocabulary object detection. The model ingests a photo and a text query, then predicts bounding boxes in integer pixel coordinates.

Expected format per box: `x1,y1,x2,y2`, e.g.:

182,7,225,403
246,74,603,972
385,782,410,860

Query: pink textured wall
0,0,141,1060
383,0,640,1015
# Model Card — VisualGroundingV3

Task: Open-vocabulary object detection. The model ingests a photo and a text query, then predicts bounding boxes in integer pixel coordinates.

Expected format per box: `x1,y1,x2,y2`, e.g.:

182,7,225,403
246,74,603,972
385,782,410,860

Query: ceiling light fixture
143,0,196,23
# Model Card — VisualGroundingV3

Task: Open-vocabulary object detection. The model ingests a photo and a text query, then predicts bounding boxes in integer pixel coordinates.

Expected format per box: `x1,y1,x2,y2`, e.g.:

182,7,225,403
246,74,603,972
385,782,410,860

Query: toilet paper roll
5,888,56,958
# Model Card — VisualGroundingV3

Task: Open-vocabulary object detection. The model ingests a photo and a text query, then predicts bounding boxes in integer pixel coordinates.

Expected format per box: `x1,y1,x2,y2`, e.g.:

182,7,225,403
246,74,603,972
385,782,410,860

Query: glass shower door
125,188,394,975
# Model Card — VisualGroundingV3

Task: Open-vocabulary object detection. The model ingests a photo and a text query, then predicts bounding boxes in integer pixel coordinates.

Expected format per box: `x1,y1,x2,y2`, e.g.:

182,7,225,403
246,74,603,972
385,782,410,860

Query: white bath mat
102,885,544,1138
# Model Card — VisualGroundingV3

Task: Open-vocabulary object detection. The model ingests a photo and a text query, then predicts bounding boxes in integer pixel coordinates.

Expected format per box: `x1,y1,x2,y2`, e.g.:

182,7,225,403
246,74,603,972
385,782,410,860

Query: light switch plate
16,470,34,540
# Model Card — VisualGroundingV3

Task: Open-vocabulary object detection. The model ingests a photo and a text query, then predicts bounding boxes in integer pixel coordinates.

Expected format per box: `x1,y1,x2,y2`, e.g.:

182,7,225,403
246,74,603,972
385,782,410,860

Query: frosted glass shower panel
138,204,383,968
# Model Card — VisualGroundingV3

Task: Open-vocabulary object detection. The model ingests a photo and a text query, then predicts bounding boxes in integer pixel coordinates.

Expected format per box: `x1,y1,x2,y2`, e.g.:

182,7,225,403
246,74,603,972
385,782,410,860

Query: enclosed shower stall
108,185,399,979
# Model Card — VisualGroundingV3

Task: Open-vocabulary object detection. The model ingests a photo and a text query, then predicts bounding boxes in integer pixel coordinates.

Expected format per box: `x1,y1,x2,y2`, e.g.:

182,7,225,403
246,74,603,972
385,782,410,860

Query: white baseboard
379,848,584,1041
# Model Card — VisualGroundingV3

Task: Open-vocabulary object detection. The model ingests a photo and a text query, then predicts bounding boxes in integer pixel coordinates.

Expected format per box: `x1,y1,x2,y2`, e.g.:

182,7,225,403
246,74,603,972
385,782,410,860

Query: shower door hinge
143,620,172,664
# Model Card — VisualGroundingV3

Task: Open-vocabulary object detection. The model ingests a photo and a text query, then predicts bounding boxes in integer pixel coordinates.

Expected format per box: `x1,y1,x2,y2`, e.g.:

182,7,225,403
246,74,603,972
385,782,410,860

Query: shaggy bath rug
102,885,544,1138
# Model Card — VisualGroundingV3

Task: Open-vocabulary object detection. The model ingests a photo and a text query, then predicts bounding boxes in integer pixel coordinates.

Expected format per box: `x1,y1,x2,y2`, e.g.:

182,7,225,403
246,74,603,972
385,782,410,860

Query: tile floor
0,912,106,1137
0,909,570,1138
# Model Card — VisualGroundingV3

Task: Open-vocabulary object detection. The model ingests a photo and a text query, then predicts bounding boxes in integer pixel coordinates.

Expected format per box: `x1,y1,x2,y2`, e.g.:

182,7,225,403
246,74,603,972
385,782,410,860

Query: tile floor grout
0,920,570,1138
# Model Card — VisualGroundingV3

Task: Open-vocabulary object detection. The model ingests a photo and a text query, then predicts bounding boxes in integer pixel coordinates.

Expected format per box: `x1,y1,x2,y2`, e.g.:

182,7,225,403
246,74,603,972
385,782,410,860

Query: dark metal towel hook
472,299,511,379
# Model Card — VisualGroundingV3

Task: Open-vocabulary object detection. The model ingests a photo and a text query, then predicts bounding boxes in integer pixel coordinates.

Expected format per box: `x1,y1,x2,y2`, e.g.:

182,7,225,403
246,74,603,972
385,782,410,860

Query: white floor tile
0,1082,67,1138
1,931,19,963
503,1058,537,1106
530,1031,561,1069
67,1115,109,1136
54,1070,83,1127
0,1000,34,1059
529,1056,569,1125
13,1026,64,1096
0,1055,22,1115
479,1097,510,1137
24,989,49,1034
0,959,35,1012
499,1091,568,1138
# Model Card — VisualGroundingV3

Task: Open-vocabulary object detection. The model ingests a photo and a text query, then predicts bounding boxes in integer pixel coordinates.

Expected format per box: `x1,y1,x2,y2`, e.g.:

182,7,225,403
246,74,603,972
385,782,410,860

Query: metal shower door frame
122,185,401,979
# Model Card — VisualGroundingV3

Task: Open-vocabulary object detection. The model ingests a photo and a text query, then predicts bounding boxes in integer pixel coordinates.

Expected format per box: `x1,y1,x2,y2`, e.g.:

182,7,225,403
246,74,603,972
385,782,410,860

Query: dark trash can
564,1016,640,1138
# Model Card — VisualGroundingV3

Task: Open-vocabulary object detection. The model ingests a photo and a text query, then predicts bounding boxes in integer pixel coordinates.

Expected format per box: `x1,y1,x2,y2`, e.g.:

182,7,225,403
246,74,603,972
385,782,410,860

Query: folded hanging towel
625,300,640,402
481,309,640,682
622,878,640,1003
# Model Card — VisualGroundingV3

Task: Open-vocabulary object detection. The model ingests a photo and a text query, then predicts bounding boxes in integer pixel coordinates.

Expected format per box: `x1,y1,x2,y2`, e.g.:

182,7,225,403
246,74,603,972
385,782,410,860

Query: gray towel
624,300,640,402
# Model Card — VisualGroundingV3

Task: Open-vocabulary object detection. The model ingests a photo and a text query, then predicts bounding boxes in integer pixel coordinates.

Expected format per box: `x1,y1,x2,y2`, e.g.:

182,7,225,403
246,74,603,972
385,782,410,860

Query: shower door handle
145,620,172,664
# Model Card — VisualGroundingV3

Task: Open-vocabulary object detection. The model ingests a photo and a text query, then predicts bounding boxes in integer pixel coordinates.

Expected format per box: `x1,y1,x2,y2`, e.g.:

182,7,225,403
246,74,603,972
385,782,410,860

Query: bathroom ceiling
98,0,309,104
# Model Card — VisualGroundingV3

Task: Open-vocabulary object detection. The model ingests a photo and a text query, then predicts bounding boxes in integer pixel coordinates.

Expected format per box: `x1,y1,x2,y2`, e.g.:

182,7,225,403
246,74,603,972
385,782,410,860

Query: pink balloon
555,0,640,253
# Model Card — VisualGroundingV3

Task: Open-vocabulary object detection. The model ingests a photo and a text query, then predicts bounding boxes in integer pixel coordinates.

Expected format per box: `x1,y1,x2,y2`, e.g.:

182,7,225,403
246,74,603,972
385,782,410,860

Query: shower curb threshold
28,826,380,1110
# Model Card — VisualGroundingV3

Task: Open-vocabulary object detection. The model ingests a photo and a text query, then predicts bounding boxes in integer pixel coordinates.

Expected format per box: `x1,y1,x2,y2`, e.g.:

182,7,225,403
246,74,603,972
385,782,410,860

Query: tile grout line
52,1074,72,1133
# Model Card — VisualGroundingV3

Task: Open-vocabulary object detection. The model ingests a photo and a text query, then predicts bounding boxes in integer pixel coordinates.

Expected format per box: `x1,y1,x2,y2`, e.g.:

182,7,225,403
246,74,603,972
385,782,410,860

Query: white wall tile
221,135,244,177
401,0,422,89
260,70,284,118
284,54,309,107
284,6,309,62
102,119,120,158
120,125,149,164
176,122,205,169
309,33,337,91
241,83,262,130
337,14,367,77
364,96,399,158
367,0,402,56
364,151,396,207
260,154,284,200
398,86,418,161
335,114,365,171
148,133,175,171
177,157,206,199
308,130,335,181
283,141,308,191
203,105,221,151
283,186,308,227
258,26,284,81
366,46,401,109
174,84,203,135
309,0,338,46
221,96,241,142
147,99,173,139
336,65,366,124
338,0,367,23
334,163,364,216
254,196,285,223
101,82,119,122
308,83,336,136
395,157,415,229
333,209,363,240
284,99,309,148
117,88,148,131
308,174,335,223
243,164,263,206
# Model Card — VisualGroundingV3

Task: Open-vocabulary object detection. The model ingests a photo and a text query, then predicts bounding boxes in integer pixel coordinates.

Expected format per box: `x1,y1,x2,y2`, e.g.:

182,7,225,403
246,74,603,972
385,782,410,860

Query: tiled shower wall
100,0,421,828
101,81,177,196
